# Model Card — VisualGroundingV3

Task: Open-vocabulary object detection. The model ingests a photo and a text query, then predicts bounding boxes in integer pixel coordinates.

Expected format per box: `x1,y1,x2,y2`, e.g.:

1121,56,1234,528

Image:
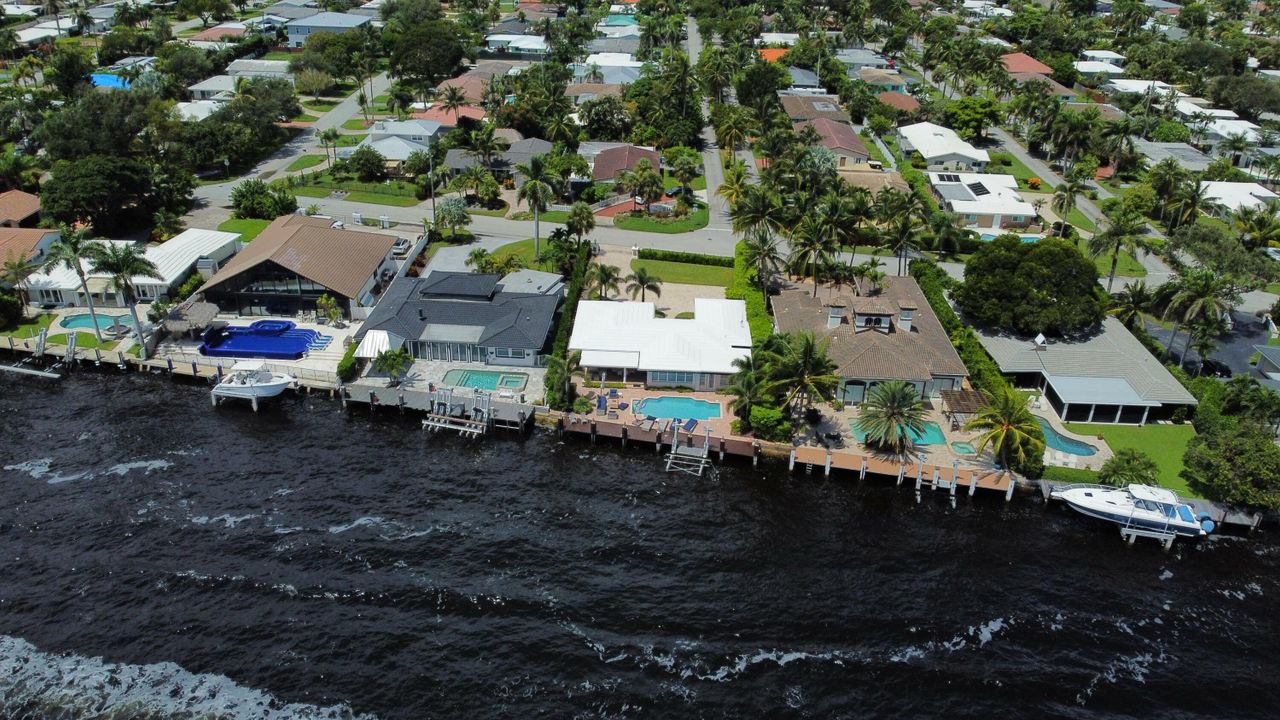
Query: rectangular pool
850,420,947,445
635,396,721,420
442,369,528,391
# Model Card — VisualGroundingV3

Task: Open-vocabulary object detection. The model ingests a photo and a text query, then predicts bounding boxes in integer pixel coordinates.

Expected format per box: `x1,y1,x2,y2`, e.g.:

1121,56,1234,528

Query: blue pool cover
200,320,332,360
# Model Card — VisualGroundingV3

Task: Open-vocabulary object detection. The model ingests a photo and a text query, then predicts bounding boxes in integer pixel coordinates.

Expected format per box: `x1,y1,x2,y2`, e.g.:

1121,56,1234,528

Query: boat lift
664,424,712,476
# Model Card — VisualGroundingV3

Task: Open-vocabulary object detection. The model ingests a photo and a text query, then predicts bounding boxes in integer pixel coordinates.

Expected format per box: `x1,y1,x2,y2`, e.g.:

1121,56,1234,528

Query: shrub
572,396,593,414
543,242,593,410
636,249,733,267
0,291,21,329
336,341,360,383
1027,177,1041,190
750,405,792,442
173,273,204,302
725,241,772,342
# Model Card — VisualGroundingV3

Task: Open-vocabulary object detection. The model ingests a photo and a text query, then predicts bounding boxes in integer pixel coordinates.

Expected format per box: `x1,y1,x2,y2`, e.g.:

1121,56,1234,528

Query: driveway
1145,310,1270,375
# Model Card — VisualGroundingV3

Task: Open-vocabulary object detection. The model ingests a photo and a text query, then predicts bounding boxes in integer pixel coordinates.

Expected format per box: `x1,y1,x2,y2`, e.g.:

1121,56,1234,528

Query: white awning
354,330,404,359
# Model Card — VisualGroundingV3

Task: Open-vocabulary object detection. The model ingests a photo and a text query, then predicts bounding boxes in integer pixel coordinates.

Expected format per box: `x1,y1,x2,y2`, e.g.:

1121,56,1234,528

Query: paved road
687,15,733,232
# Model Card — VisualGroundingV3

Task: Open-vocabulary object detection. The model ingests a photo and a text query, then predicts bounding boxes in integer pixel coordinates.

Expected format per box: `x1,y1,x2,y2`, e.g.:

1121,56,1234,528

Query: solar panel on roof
938,173,961,183
967,182,990,196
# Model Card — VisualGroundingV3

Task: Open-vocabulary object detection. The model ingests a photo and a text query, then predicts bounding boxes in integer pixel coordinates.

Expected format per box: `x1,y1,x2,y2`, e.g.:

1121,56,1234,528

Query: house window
494,347,524,358
650,371,695,386
965,214,978,222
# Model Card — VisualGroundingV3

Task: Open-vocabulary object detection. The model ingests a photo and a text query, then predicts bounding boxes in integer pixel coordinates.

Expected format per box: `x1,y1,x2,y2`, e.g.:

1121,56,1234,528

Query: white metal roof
569,299,752,375
175,100,223,121
897,122,990,163
1103,78,1181,96
1207,118,1261,142
1082,49,1125,61
1073,61,1125,75
1174,99,1236,119
1201,181,1278,212
189,74,236,92
27,229,239,293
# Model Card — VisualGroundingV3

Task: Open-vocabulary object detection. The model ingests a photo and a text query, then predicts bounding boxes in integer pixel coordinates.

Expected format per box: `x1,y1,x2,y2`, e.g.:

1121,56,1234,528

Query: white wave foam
1076,647,1168,704
103,459,173,476
4,457,171,484
0,634,377,719
190,514,258,528
1159,569,1174,580
328,516,386,534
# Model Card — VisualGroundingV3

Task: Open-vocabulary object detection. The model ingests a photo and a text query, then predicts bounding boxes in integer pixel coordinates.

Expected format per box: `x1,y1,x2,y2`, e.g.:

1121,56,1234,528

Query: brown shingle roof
199,215,396,300
857,68,904,87
793,117,869,158
592,144,660,181
779,94,851,123
771,276,968,382
1009,72,1076,98
1000,52,1053,75
0,190,40,224
564,82,624,102
0,227,53,263
436,73,487,102
876,91,920,112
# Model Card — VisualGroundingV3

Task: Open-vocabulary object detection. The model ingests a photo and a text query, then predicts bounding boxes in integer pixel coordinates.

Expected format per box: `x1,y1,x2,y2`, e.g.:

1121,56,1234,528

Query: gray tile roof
358,271,561,350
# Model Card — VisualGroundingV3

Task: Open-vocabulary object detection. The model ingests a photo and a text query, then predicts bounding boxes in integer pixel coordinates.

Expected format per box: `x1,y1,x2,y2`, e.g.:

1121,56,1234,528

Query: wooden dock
346,383,535,434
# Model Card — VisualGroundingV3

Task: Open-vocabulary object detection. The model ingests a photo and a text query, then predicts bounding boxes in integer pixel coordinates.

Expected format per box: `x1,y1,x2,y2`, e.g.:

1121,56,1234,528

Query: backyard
1062,423,1197,497
629,259,732,286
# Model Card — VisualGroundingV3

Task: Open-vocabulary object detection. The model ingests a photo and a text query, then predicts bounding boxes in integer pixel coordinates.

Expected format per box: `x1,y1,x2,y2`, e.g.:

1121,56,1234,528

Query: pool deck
149,314,356,386
1032,401,1114,471
379,359,546,403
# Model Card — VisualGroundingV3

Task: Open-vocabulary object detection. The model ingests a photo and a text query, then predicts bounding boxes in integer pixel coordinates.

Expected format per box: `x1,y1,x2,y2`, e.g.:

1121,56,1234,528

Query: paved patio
372,359,546,403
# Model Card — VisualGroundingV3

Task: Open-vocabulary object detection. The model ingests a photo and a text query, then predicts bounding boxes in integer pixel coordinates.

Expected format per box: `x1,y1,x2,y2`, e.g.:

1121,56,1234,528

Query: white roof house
485,34,550,55
1082,49,1126,65
338,119,442,163
188,74,236,100
1102,78,1181,96
1206,118,1261,143
226,58,293,80
0,5,42,17
16,26,63,45
174,100,223,122
569,299,753,379
582,52,643,67
897,122,989,169
1073,60,1125,78
27,230,240,305
1201,181,1278,214
1173,99,1237,120
927,172,1037,227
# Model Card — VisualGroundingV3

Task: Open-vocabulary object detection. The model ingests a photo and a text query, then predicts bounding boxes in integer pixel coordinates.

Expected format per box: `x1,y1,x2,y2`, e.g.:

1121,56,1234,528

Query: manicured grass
629,258,733,287
287,186,420,206
262,51,294,61
492,238,557,272
613,207,710,234
1066,207,1096,233
335,134,367,147
342,118,369,131
1062,423,1197,497
286,154,326,172
663,171,707,191
0,313,54,338
291,111,319,123
997,153,1041,189
863,135,888,166
45,332,118,351
217,218,272,242
301,100,339,113
510,209,570,224
1077,237,1146,277
465,200,509,216
675,311,695,319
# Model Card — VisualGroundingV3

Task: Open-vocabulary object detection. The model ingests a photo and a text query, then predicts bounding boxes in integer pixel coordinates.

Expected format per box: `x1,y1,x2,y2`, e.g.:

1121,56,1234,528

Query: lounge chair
682,418,697,432
608,388,620,398
618,402,628,411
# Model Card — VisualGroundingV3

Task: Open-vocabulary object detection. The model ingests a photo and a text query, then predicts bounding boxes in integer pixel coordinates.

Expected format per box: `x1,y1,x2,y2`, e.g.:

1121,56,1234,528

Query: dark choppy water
1,371,1278,719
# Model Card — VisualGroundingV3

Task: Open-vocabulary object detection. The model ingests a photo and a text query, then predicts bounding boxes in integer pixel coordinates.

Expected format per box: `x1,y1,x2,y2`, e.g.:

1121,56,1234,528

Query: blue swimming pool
199,320,332,360
1035,416,1098,456
90,73,130,89
979,233,1041,242
603,14,638,25
850,420,947,446
59,313,130,331
442,369,528,391
635,396,722,420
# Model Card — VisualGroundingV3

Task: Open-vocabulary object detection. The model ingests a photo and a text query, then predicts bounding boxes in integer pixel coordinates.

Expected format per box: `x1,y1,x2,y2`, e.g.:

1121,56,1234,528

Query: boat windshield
1133,499,1177,518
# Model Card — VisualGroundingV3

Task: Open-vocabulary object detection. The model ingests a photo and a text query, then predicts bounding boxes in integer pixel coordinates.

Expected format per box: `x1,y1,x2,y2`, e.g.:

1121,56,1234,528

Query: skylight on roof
813,102,837,111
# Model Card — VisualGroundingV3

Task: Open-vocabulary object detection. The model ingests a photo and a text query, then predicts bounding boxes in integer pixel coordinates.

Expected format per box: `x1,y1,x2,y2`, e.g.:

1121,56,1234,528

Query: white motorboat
211,361,295,410
1051,483,1215,538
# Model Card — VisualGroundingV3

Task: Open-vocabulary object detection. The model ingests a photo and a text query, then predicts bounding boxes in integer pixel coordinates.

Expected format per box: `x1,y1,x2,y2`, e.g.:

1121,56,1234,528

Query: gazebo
940,388,989,430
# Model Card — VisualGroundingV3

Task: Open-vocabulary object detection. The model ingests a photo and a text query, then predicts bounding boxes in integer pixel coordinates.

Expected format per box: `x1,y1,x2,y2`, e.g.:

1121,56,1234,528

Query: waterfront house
771,277,969,404
897,122,989,171
794,118,871,169
285,12,371,48
26,229,240,307
355,270,562,366
0,190,40,227
199,216,397,319
443,138,554,181
0,228,59,282
568,299,752,389
927,172,1038,230
974,318,1197,424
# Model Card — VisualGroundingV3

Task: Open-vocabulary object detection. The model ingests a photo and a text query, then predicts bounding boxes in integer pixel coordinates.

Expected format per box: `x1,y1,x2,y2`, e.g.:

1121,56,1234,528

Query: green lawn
863,135,888,166
1077,237,1145,277
492,238,557,272
998,154,1042,189
1062,423,1197,497
613,207,710,234
44,332,118,351
301,100,339,113
465,200,509,217
342,118,369,131
217,218,272,242
335,134,367,147
510,209,570,224
291,111,319,123
287,186,420,206
1066,208,1097,233
0,313,54,338
262,51,294,61
663,171,707,191
629,259,733,287
286,154,326,172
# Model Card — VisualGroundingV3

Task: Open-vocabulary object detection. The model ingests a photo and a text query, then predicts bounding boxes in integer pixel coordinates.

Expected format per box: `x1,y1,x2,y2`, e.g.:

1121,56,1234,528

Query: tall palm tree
766,330,838,411
855,380,928,458
514,154,559,260
789,214,833,298
543,349,581,406
1108,280,1153,332
743,227,784,291
439,85,471,125
588,263,622,300
882,213,924,276
1168,179,1220,231
566,201,595,244
1087,206,1152,292
467,123,505,167
925,212,973,257
729,184,785,241
1232,203,1280,250
1161,269,1235,365
41,0,62,38
1051,178,1089,236
724,356,769,430
1188,325,1219,377
718,159,750,208
42,227,106,344
624,266,662,302
90,243,161,360
965,387,1044,477
715,105,755,152
1,251,38,314
317,128,340,170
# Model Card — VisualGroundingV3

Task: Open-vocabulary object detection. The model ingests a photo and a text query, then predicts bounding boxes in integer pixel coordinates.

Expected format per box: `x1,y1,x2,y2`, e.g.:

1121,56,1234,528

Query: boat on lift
210,360,295,411
1051,483,1215,538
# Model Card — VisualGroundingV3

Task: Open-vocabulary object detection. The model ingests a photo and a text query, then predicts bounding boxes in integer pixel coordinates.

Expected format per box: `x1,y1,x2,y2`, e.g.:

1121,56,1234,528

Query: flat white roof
583,52,642,67
569,299,752,375
928,171,1035,216
189,74,236,91
175,100,223,121
1104,78,1181,96
1047,375,1155,406
1207,117,1260,141
1174,99,1237,119
27,230,239,292
1073,60,1125,75
1201,181,1278,212
1082,49,1125,61
898,122,990,163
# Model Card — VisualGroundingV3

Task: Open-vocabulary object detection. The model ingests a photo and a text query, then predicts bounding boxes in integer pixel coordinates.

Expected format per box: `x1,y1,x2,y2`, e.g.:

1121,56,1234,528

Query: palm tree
467,123,505,167
1051,178,1089,236
543,349,582,406
855,380,928,458
882,214,924,276
718,159,750,208
1220,131,1253,168
42,227,106,344
439,85,471,125
624,266,662,302
1168,179,1220,231
1161,269,1235,365
41,0,62,38
724,356,769,430
1,251,38,314
317,128,340,170
1108,280,1153,332
1232,203,1280,250
1188,324,1219,376
742,227,784,291
1087,206,1151,292
925,212,973,257
588,263,622,300
965,387,1044,477
90,243,161,359
566,201,595,244
789,214,833,298
766,330,838,411
372,347,413,386
514,154,559,260
729,184,785,240
715,105,755,152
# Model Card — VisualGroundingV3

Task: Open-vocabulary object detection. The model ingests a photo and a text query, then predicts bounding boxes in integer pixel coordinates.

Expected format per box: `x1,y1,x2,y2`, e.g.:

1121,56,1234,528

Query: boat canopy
230,360,267,372
1129,484,1179,504
354,329,405,359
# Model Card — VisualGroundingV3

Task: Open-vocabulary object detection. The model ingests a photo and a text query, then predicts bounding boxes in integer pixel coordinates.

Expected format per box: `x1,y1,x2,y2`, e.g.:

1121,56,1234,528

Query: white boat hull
212,378,294,400
1052,485,1207,538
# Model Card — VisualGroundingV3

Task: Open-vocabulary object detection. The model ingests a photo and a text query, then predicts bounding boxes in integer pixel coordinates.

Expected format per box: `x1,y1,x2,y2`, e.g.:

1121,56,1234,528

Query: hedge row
543,242,593,409
725,241,772,342
637,248,734,267
336,341,360,383
898,165,941,214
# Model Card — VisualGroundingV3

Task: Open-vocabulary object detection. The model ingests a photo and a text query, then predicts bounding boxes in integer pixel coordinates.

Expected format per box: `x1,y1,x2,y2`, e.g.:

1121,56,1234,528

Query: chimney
827,305,844,329
898,303,915,332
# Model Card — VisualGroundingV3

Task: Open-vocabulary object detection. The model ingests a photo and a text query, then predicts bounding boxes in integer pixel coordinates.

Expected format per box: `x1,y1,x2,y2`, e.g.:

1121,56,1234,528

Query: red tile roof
436,73,487,103
1000,52,1053,75
413,105,487,126
757,48,787,63
876,91,920,112
0,227,53,264
0,190,40,225
190,24,247,42
793,117,869,158
592,145,660,181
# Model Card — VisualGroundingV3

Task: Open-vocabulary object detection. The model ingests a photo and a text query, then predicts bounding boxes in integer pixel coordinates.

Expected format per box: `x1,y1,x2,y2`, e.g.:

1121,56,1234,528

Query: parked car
391,237,411,256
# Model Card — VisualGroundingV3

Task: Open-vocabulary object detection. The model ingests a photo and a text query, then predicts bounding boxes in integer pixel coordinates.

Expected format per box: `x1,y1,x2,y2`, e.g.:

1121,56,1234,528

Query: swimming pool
635,396,722,420
442,369,528,391
951,441,978,455
979,233,1041,242
603,14,638,25
1035,416,1098,456
90,73,130,89
850,420,947,446
199,320,331,360
59,313,130,331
